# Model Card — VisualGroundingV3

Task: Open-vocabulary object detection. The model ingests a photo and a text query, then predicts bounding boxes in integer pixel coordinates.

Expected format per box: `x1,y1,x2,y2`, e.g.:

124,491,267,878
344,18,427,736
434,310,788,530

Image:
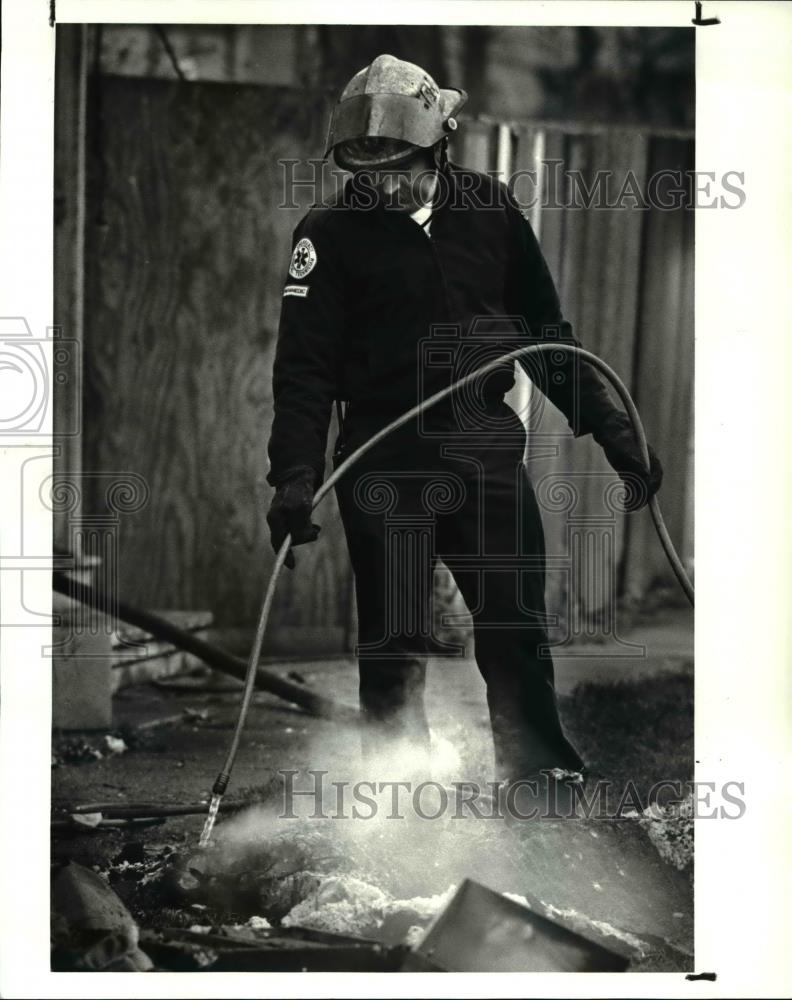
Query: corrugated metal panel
460,121,693,634
621,136,695,598
539,129,692,624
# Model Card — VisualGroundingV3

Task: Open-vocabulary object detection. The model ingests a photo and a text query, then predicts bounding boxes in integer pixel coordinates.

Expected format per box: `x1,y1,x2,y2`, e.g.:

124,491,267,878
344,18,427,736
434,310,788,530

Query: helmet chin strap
433,136,449,171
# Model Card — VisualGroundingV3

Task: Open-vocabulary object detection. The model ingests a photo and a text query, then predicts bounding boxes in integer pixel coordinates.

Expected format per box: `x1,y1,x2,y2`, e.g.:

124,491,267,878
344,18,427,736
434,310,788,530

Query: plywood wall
455,124,694,637
82,76,352,648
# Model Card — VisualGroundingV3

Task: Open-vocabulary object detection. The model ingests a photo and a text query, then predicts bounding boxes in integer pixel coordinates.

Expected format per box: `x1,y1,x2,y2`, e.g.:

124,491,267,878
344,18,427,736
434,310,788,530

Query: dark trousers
333,400,584,781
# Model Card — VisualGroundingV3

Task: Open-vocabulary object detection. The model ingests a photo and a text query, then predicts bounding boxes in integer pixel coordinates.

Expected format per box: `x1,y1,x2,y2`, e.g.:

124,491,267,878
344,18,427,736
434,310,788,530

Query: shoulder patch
289,237,317,279
283,284,309,298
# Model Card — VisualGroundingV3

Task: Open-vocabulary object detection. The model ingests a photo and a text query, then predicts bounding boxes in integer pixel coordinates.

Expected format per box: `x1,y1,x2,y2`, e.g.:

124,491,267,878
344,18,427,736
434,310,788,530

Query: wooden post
53,25,87,555
51,27,114,728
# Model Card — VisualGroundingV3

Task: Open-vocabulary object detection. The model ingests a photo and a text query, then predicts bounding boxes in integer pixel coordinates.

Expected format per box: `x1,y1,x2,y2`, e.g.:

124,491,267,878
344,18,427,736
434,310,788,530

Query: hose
199,343,694,845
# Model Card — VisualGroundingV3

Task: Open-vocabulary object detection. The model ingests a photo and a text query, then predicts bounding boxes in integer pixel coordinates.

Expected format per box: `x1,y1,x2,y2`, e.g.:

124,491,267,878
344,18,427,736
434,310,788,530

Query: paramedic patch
288,237,317,279
283,284,309,298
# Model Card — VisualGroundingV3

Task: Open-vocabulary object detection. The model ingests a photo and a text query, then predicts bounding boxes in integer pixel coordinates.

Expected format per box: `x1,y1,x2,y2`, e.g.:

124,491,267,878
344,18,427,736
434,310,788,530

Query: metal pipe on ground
51,571,359,724
55,800,252,820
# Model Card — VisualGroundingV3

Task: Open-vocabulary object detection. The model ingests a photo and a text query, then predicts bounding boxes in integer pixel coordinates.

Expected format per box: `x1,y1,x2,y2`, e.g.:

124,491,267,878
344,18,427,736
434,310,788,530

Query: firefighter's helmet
326,54,467,170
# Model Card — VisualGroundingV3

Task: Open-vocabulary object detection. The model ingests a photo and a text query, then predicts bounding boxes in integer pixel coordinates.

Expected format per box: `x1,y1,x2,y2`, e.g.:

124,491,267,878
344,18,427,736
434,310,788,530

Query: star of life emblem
288,237,317,279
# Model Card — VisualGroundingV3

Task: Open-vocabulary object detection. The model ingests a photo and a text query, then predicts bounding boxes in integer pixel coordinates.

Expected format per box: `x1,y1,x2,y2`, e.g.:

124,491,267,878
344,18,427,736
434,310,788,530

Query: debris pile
51,733,128,767
630,794,694,871
51,862,407,971
100,841,184,894
49,661,695,972
281,874,456,946
51,863,153,971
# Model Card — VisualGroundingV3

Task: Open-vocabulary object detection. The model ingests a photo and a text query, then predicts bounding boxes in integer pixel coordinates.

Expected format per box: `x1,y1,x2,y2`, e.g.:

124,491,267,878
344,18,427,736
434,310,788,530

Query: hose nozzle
198,793,223,848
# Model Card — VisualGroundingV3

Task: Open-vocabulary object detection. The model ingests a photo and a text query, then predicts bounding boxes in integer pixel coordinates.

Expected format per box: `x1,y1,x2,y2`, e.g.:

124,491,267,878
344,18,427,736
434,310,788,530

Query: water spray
199,343,694,846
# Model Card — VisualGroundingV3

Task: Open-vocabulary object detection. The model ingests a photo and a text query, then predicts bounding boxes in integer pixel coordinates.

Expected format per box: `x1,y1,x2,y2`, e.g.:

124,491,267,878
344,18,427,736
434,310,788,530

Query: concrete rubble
51,863,153,971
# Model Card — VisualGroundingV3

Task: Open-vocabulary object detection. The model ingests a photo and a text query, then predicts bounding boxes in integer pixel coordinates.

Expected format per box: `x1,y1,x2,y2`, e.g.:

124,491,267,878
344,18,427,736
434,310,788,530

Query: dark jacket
267,161,619,487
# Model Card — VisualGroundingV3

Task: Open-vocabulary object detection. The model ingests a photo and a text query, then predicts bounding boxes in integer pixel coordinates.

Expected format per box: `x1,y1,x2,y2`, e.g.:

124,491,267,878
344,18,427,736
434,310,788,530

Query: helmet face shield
333,137,422,172
325,92,460,164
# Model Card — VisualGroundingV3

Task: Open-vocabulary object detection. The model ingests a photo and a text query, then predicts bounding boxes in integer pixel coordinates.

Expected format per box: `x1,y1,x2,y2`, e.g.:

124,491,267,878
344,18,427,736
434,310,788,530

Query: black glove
594,412,663,512
266,466,321,569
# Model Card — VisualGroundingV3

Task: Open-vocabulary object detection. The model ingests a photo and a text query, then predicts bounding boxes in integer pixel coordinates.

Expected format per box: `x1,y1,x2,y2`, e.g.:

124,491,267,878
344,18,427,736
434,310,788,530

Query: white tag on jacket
283,284,309,298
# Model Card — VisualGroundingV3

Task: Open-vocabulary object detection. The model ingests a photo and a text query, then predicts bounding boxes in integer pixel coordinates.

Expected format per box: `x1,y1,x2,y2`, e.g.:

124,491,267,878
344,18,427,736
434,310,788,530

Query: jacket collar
341,159,460,226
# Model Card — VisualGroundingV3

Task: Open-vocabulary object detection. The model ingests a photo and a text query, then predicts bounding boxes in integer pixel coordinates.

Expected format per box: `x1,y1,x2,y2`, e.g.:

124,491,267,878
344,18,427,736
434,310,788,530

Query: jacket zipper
379,207,453,324
425,233,453,320
401,209,452,320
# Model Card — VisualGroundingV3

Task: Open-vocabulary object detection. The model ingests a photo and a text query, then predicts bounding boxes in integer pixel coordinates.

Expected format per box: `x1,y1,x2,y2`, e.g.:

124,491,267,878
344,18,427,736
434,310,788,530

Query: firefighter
266,55,662,783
